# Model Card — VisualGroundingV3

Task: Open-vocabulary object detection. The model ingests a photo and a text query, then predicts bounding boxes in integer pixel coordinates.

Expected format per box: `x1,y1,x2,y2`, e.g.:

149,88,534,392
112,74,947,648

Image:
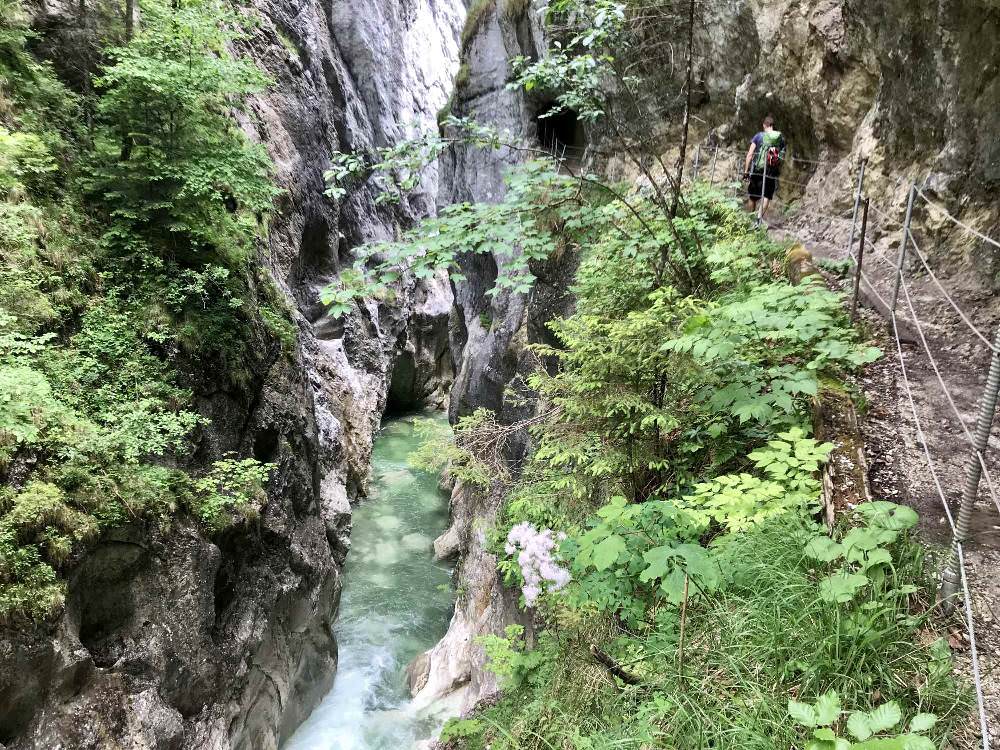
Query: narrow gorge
1,0,998,748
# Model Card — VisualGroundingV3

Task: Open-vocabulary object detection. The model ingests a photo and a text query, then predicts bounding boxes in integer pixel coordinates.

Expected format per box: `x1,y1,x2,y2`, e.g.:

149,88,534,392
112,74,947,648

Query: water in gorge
284,413,454,750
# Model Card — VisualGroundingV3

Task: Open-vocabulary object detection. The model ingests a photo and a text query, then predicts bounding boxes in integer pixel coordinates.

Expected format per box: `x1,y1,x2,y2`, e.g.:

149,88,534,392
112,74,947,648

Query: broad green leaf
789,699,818,727
814,691,841,725
843,528,880,552
847,711,873,741
659,568,689,604
819,572,869,603
858,501,918,531
639,545,676,582
867,702,902,733
591,534,626,571
676,543,720,591
862,548,893,570
908,713,936,732
804,535,845,562
899,735,935,750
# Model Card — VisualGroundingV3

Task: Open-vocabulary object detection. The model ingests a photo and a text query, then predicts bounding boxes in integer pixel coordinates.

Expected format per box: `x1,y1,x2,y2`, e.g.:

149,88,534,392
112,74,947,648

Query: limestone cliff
0,0,461,748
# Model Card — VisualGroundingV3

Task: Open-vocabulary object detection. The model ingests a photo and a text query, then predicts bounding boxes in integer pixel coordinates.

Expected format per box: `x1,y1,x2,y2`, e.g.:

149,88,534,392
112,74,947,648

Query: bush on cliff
0,0,283,624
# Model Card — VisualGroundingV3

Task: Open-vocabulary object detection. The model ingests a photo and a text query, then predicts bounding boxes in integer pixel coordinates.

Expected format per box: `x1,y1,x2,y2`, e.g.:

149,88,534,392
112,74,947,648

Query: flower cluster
505,522,572,606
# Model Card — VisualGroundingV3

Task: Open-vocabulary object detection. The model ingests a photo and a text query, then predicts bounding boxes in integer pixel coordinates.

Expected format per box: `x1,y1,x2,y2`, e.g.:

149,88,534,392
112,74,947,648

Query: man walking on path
744,115,786,227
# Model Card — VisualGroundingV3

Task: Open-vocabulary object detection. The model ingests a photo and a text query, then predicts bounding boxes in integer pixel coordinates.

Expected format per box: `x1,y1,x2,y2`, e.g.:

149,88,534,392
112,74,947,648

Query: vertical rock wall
0,0,463,748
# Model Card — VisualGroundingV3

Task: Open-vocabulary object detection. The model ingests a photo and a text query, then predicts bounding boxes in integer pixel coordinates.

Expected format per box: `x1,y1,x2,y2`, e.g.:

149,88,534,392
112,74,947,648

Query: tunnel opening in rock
73,543,148,667
535,106,585,158
386,349,422,415
253,427,280,464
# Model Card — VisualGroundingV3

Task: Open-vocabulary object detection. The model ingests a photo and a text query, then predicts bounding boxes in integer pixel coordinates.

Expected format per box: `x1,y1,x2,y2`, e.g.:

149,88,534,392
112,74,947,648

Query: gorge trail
1,0,998,748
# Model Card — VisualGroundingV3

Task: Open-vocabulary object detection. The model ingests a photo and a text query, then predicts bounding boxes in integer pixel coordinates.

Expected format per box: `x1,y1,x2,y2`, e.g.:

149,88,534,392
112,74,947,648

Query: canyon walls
0,0,461,748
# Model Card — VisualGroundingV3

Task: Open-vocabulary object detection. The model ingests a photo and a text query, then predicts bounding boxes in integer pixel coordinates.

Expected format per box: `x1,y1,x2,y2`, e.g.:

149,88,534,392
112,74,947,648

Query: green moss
460,0,496,55
500,0,531,21
0,0,287,624
455,63,471,91
437,92,457,129
275,27,299,58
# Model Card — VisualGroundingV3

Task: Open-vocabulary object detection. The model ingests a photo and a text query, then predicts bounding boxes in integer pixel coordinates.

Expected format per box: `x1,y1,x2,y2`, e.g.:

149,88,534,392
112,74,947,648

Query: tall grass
448,520,971,750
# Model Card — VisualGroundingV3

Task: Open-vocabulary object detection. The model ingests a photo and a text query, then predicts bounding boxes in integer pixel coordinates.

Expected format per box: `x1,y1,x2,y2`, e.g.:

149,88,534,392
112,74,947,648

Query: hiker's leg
759,197,771,217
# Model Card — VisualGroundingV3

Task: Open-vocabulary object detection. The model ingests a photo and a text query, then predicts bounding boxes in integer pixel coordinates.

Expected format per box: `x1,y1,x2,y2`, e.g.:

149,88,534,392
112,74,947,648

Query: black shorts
748,172,778,200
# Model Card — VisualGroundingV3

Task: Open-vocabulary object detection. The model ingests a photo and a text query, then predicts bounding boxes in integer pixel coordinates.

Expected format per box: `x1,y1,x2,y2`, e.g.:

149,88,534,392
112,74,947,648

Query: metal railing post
850,197,870,322
693,145,701,182
847,159,867,258
940,326,1000,609
890,184,917,315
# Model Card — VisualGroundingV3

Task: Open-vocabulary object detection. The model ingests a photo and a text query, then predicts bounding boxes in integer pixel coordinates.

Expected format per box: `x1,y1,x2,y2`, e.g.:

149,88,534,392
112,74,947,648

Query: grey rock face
2,0,462,748
410,1,581,714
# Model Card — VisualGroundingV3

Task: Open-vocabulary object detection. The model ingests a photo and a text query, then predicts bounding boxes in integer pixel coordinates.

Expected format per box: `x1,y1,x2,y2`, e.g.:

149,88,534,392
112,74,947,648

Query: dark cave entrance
535,106,586,160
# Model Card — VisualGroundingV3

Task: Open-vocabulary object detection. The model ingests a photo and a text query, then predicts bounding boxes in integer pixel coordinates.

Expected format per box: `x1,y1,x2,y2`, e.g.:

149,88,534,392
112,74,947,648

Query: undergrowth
414,178,970,749
0,0,288,624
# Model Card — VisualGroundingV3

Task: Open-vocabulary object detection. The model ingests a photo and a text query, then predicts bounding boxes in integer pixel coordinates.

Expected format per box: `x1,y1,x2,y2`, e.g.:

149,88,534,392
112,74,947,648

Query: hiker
743,115,786,226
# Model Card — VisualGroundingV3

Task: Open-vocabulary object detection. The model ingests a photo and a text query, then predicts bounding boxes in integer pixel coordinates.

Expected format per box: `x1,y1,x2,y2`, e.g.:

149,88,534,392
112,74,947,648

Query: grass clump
460,0,496,55
500,0,532,21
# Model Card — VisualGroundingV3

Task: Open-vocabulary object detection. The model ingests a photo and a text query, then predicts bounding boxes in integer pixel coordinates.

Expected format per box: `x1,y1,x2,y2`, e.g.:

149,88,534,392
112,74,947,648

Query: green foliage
190,457,274,532
84,0,278,266
509,0,627,123
789,691,938,750
323,158,592,316
439,718,484,745
457,517,968,750
0,0,289,622
408,409,504,489
436,188,967,749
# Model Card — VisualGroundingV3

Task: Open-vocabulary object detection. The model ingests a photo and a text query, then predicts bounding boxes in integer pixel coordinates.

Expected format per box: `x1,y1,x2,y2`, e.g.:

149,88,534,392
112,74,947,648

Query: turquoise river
284,414,454,750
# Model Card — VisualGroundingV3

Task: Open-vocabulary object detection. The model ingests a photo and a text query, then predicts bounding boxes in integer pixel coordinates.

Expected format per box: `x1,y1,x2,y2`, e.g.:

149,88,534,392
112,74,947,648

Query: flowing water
284,414,454,750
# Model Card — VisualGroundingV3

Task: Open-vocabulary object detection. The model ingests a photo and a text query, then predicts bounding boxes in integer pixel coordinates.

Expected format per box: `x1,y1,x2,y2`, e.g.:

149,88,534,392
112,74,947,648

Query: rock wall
0,0,462,748
689,0,1000,275
408,0,582,714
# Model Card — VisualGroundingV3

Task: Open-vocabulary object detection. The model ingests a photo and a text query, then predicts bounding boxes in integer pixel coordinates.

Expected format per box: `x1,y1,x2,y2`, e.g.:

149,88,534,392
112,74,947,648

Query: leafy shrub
0,0,289,622
424,183,967,749
189,457,274,532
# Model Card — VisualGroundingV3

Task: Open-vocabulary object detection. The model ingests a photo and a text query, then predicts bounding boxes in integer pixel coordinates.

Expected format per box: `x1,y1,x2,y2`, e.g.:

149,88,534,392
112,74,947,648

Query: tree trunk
670,0,696,217
124,0,134,41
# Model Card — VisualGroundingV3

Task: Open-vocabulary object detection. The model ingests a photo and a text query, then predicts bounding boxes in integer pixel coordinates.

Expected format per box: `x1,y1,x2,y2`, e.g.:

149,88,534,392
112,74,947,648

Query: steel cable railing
903,228,1000,353
890,299,992,749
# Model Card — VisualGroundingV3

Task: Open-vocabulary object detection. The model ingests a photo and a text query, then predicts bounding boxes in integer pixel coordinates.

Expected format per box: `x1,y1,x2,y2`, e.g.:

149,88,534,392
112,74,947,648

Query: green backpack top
754,130,785,172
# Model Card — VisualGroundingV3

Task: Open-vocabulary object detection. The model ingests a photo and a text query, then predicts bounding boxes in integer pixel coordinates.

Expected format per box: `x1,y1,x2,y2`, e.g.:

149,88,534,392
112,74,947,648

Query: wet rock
3,0,462,747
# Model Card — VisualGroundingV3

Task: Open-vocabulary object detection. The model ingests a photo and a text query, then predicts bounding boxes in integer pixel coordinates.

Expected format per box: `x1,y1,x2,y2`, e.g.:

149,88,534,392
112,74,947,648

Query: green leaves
805,535,845,562
322,159,580,317
592,534,627,571
846,703,902,740
790,696,937,750
819,571,870,603
190,456,274,532
638,542,718,602
907,714,937,733
86,0,279,266
789,690,841,727
857,501,918,532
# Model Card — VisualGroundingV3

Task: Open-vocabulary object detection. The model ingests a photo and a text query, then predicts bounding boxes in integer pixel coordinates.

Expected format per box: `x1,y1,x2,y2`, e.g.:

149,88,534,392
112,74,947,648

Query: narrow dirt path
772,208,1000,748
